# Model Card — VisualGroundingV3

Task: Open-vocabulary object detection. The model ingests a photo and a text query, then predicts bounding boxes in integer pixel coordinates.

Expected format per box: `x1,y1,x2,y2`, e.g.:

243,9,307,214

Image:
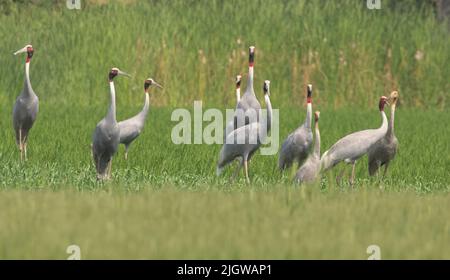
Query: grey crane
217,80,272,183
320,96,389,185
226,46,261,140
92,67,130,180
118,78,162,160
368,91,399,177
278,84,314,170
12,44,38,161
295,111,321,184
223,74,242,141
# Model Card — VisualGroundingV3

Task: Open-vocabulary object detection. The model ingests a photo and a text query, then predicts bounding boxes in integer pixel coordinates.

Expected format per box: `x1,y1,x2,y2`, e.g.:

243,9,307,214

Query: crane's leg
24,142,27,161
18,129,23,161
335,164,346,186
107,159,112,180
230,158,243,182
383,162,390,177
124,145,129,160
243,156,250,184
350,161,357,187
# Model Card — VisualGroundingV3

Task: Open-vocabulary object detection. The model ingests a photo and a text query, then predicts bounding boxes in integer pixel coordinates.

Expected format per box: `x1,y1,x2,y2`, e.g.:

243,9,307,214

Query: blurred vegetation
0,0,448,110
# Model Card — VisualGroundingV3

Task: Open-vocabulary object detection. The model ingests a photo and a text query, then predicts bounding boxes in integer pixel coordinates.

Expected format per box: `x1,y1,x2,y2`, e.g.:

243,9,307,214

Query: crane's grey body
13,45,38,161
92,68,129,180
295,112,321,184
13,81,39,144
279,85,313,170
92,114,120,179
321,97,389,184
118,93,149,156
225,47,261,142
218,81,272,183
368,91,399,176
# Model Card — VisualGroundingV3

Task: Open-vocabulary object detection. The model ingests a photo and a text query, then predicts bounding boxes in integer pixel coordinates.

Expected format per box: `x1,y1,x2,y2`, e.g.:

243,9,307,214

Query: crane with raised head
92,67,130,180
217,80,272,183
320,96,389,185
12,44,38,161
295,111,321,184
228,46,261,139
118,78,162,160
368,91,399,176
278,84,314,170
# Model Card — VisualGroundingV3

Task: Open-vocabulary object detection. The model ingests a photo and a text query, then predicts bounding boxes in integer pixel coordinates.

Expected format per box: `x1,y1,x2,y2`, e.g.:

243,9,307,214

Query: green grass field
0,0,449,259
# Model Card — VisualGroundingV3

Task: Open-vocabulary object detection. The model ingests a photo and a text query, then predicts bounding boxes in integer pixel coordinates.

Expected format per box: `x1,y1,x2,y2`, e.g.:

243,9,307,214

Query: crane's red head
109,67,130,81
236,75,242,89
307,84,313,103
249,46,255,67
379,96,388,111
144,78,163,92
14,44,33,63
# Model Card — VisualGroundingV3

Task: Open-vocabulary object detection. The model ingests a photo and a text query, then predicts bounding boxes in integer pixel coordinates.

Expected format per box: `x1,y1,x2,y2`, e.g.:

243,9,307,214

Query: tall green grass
0,0,448,110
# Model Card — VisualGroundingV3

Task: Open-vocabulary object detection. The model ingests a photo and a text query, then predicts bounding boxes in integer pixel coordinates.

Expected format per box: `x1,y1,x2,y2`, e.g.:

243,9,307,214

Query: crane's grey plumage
223,75,242,142
217,80,272,183
225,46,261,141
278,84,314,170
295,111,321,184
92,67,130,180
321,96,389,185
12,44,39,161
118,78,162,159
368,91,399,176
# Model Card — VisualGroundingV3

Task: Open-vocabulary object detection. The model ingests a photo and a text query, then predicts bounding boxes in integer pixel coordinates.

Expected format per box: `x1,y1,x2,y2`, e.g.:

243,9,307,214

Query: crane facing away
278,84,314,170
368,91,399,177
118,78,162,160
12,44,39,161
295,111,321,184
227,46,261,139
217,80,273,183
92,67,130,180
321,96,389,185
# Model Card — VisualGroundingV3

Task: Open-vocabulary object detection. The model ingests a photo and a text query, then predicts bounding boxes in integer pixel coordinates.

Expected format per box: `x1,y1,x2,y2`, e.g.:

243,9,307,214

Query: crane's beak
13,46,28,56
153,81,163,89
118,69,131,77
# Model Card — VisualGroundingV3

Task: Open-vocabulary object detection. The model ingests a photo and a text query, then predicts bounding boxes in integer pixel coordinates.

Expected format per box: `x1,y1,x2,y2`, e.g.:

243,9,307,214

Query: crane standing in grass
368,91,399,176
226,46,261,141
12,44,38,161
217,80,273,183
278,84,314,170
92,67,130,180
295,111,321,184
320,96,389,185
118,78,163,160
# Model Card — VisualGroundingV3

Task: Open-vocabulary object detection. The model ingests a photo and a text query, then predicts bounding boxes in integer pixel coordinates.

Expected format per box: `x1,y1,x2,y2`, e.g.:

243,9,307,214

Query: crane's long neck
304,102,312,129
379,110,388,133
139,92,150,119
313,120,320,158
264,94,272,132
236,87,241,104
386,104,396,139
107,81,117,123
23,60,34,96
246,66,254,95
